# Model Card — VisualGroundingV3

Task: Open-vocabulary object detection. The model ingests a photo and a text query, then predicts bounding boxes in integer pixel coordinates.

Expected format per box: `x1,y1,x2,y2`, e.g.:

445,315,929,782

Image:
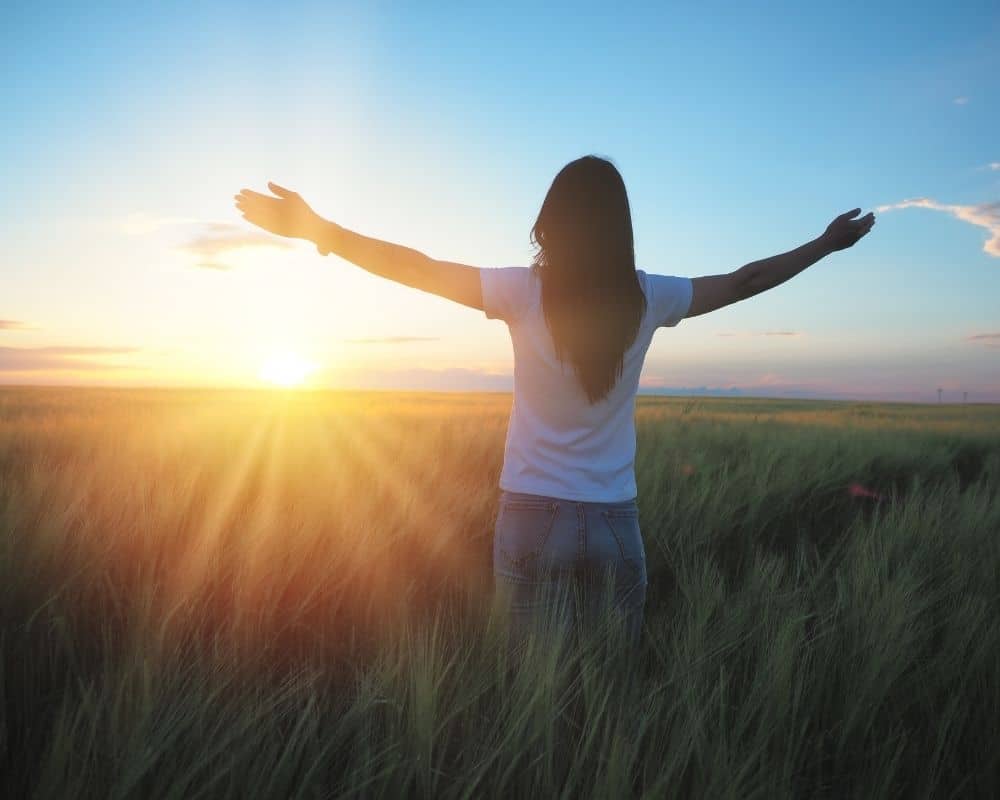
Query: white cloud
0,346,140,372
116,214,293,270
875,197,1000,257
180,223,293,270
953,96,969,105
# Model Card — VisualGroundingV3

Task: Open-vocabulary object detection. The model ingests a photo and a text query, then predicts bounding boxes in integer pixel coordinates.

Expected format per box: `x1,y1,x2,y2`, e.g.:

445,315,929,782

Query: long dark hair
531,156,646,403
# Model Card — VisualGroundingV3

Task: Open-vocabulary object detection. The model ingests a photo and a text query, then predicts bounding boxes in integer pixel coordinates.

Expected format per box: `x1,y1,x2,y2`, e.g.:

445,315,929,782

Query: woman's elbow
732,266,759,300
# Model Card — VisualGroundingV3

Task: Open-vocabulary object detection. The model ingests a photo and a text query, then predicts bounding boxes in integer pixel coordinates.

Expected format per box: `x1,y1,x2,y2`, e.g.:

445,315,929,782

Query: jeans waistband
500,489,637,511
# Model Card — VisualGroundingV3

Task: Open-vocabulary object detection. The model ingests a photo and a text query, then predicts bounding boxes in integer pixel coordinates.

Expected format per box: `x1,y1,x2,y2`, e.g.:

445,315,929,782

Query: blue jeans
492,490,648,646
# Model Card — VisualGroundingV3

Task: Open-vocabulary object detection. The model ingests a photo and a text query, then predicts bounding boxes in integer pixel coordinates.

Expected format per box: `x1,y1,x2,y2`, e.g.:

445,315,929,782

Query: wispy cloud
967,333,1000,349
118,214,292,270
0,320,31,331
953,96,969,105
988,163,1000,172
344,336,440,344
875,197,1000,257
0,346,140,372
180,223,293,270
716,330,801,338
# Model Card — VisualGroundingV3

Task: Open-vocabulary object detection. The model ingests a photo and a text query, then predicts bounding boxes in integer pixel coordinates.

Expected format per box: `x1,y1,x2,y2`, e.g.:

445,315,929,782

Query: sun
258,352,316,388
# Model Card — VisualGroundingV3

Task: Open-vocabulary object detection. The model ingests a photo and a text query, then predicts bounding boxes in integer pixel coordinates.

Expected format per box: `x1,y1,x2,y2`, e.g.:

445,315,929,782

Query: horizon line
0,382,998,406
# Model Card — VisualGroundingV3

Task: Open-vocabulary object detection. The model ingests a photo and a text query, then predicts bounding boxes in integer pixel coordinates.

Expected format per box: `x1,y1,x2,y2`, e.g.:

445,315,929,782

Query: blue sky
2,1,998,401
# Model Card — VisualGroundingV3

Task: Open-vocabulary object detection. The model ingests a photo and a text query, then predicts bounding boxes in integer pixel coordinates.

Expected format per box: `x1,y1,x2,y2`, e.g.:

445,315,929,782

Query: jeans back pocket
495,499,559,575
600,508,647,584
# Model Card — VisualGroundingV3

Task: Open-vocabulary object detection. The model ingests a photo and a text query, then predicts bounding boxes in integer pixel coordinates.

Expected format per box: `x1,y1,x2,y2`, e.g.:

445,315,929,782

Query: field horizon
2,387,998,797
4,382,1000,406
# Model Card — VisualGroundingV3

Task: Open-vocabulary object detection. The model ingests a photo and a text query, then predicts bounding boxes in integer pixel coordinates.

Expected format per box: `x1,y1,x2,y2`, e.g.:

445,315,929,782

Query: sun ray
167,411,275,611
239,403,290,604
321,402,480,586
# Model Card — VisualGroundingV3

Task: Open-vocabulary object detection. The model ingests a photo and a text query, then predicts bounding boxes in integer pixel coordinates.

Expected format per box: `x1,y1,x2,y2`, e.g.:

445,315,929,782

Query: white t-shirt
481,266,693,502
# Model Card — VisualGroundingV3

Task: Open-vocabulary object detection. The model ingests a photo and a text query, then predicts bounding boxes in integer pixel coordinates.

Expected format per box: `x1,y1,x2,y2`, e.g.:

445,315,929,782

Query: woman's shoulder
480,265,539,322
636,269,694,329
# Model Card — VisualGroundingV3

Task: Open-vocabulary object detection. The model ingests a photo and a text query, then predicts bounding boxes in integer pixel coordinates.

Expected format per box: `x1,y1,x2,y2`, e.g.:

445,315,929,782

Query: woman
235,156,875,644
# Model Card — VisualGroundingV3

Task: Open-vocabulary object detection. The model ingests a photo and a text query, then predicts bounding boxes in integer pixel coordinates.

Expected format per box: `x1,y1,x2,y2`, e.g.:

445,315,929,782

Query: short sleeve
644,272,693,328
480,266,534,322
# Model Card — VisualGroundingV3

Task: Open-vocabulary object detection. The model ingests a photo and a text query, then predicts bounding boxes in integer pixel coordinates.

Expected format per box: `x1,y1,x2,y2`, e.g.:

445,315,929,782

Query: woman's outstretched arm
685,208,875,318
235,182,484,310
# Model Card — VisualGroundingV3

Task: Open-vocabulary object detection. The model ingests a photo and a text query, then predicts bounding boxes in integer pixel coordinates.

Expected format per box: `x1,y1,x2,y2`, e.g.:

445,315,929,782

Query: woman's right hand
822,208,876,252
234,182,323,241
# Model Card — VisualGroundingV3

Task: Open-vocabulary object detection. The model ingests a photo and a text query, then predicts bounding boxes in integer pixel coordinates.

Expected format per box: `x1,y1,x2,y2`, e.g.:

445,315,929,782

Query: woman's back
482,266,692,502
235,155,874,648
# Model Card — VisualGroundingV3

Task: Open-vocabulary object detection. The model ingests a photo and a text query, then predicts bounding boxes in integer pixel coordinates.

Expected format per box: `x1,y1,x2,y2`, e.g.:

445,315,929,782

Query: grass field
2,387,998,798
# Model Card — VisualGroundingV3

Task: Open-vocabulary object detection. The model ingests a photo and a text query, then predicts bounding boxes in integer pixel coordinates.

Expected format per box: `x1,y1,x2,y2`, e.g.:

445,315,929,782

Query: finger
236,196,279,219
236,194,267,211
838,208,862,221
268,181,298,198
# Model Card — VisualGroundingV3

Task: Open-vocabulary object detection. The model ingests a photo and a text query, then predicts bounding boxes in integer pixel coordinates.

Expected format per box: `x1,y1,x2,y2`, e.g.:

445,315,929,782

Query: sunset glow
258,353,316,388
2,4,998,401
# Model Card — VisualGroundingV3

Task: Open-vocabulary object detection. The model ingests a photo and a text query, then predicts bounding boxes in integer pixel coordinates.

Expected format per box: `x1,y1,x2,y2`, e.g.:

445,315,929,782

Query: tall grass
1,388,998,798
